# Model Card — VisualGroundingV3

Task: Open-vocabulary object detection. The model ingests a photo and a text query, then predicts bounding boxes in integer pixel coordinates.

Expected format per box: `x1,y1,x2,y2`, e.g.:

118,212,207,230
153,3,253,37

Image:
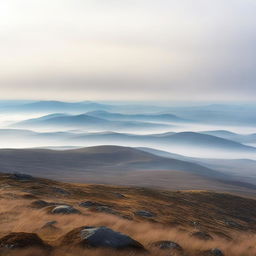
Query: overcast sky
0,0,255,101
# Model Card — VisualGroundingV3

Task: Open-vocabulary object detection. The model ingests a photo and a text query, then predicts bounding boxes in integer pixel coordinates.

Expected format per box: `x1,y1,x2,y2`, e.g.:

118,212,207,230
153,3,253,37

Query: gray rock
51,205,80,214
95,206,118,215
151,240,183,251
31,200,51,209
203,248,224,256
59,226,145,251
30,200,62,209
11,173,33,181
0,232,51,251
134,210,156,217
50,187,70,195
79,201,104,208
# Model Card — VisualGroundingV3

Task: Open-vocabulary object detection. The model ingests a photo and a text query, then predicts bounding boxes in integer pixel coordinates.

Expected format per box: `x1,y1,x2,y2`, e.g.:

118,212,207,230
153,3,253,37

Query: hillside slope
0,146,255,196
1,173,256,256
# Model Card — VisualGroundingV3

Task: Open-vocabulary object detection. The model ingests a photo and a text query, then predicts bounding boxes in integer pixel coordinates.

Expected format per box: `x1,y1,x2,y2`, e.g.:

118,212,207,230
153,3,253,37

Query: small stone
134,210,156,217
11,173,33,181
41,221,58,230
203,248,224,256
151,240,183,251
31,200,50,209
51,205,80,214
79,201,104,208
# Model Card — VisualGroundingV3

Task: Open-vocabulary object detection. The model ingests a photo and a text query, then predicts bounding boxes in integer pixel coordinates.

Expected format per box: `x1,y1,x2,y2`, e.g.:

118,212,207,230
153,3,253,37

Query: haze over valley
0,100,255,195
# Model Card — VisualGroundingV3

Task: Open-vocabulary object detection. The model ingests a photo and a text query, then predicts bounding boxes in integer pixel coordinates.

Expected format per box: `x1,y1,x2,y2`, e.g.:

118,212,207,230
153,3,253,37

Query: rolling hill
70,131,256,158
0,145,255,195
160,132,256,151
138,147,256,186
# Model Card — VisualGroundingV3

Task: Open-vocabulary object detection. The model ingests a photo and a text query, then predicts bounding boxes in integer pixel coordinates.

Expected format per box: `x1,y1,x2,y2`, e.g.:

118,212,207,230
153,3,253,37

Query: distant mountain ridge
86,110,189,123
72,131,256,154
1,100,256,125
1,100,170,114
1,129,256,158
13,113,171,132
201,130,256,144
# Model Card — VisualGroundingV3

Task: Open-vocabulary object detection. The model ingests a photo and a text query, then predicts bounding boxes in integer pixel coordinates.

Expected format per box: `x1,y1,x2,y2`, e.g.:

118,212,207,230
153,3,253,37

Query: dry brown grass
1,173,256,255
1,197,256,256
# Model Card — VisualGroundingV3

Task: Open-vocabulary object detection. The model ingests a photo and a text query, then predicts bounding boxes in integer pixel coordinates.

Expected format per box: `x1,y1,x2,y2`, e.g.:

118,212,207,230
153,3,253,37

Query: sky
0,0,255,101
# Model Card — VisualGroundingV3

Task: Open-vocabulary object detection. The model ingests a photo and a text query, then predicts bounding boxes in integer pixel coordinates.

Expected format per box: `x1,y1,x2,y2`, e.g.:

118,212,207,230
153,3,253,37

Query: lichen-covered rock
59,226,145,251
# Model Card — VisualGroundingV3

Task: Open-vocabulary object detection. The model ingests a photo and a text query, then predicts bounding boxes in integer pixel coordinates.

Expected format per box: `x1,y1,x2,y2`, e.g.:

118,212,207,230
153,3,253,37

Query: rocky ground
1,172,256,256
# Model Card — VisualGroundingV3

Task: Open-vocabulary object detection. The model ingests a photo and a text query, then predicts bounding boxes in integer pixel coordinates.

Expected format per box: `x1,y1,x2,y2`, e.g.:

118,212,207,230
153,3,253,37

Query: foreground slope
1,173,256,256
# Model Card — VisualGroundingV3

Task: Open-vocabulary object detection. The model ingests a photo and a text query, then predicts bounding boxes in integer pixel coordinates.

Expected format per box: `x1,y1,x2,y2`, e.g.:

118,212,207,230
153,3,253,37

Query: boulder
151,240,183,251
0,232,51,250
134,210,156,218
51,205,80,214
191,231,213,241
59,226,145,251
